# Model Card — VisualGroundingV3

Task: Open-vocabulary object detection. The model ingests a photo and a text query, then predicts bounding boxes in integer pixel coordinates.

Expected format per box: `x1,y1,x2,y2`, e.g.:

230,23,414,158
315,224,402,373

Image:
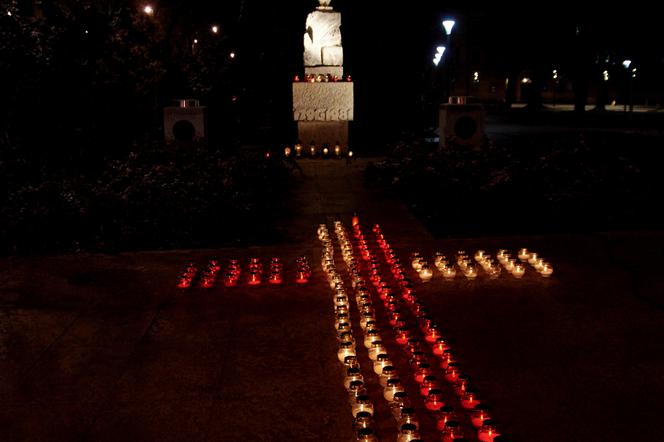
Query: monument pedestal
293,82,353,146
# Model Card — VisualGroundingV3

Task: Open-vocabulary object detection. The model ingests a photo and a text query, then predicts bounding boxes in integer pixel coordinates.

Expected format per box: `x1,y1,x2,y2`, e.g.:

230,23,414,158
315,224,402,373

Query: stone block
322,46,343,66
292,82,354,122
298,121,348,147
305,66,344,78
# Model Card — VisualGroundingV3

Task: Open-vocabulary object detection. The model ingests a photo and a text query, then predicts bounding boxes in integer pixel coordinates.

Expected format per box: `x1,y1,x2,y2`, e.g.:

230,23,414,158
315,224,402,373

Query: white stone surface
305,66,343,77
293,82,354,121
304,11,343,67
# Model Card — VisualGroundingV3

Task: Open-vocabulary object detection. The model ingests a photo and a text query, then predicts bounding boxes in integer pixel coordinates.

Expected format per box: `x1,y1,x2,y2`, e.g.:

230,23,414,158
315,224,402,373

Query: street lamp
433,46,446,66
622,59,633,112
211,25,219,34
142,5,154,16
443,19,456,36
442,19,456,101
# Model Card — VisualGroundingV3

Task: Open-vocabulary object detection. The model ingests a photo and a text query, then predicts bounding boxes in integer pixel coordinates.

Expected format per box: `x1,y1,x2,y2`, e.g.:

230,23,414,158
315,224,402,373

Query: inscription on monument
294,108,353,122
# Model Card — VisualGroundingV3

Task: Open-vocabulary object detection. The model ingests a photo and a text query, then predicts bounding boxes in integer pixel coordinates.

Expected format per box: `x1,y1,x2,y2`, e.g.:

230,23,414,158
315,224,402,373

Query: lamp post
622,59,632,113
442,19,456,102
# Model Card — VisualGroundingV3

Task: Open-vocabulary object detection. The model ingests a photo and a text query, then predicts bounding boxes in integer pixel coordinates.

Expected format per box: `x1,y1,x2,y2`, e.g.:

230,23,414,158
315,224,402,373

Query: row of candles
176,257,310,289
294,73,353,83
364,221,505,441
285,142,353,159
410,248,555,282
320,220,507,441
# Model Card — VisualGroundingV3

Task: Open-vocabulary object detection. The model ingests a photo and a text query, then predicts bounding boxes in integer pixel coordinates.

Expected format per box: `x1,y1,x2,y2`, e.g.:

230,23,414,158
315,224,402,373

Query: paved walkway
2,159,664,441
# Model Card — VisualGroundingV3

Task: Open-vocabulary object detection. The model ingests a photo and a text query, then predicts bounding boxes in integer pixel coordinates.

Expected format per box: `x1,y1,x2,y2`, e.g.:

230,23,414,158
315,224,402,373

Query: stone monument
293,0,353,148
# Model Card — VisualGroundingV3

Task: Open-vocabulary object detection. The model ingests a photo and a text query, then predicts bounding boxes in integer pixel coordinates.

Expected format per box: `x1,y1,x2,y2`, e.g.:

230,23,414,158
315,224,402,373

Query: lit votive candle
435,406,456,431
398,407,419,430
351,394,374,417
419,265,433,282
374,354,392,375
379,366,397,387
356,428,378,442
478,419,501,442
511,264,525,278
441,420,465,441
368,341,386,361
344,367,364,390
337,341,356,363
518,248,530,261
540,263,554,277
474,250,486,262
471,404,492,428
461,389,480,409
464,265,478,280
444,362,461,382
413,362,432,384
384,378,405,402
363,329,381,348
443,266,456,280
397,423,420,442
419,375,439,397
425,388,446,411
433,337,451,356
528,252,539,265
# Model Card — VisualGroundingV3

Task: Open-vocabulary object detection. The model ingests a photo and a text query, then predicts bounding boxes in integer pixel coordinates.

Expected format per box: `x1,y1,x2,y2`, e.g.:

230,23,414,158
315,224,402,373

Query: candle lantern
353,411,374,431
433,337,451,356
368,341,386,361
435,406,456,431
454,374,471,396
419,265,433,282
518,248,530,261
389,391,411,419
512,264,525,278
397,423,420,442
384,378,405,402
414,362,432,384
379,365,397,387
444,362,462,382
442,265,456,280
352,395,374,417
398,406,419,430
347,379,367,399
540,263,554,277
478,419,500,442
471,404,492,428
363,329,381,349
461,388,480,409
337,341,356,363
441,420,465,441
356,428,378,442
425,388,445,411
419,375,439,397
373,353,393,375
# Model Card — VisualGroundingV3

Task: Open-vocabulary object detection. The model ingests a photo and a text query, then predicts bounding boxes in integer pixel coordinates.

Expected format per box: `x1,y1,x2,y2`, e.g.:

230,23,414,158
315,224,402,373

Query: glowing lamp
478,419,500,442
471,404,492,428
425,388,445,411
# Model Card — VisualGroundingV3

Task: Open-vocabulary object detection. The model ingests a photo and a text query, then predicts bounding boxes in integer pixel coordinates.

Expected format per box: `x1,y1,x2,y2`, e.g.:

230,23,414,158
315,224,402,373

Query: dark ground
2,159,664,441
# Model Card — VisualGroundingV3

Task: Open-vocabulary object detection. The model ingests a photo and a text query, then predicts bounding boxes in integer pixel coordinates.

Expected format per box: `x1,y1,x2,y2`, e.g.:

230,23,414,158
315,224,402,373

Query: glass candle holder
528,252,539,265
442,266,456,280
364,330,382,349
540,263,554,277
338,331,354,344
419,375,440,397
424,388,445,411
464,265,478,280
368,341,386,361
474,250,486,262
471,404,492,428
395,327,411,346
414,362,433,384
353,411,374,431
444,362,462,382
344,367,364,389
461,388,480,409
373,354,393,375
433,337,451,356
344,355,359,368
397,423,420,442
351,394,373,417
512,264,525,278
441,420,465,441
518,248,530,261
439,349,456,369
389,391,411,419
454,374,471,396
384,378,405,402
419,265,433,282
379,365,397,387
356,427,378,442
360,313,377,330
338,341,356,363
435,406,456,431
398,406,419,430
348,380,367,401
478,419,500,442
